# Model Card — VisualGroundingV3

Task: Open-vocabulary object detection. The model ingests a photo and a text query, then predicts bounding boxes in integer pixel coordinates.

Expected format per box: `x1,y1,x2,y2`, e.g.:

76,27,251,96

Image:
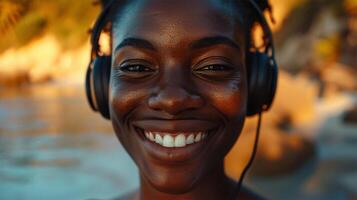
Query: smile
132,119,218,161
144,131,208,148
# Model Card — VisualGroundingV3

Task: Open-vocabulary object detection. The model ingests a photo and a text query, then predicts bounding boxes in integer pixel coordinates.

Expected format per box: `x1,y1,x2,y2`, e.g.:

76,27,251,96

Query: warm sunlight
0,1,356,200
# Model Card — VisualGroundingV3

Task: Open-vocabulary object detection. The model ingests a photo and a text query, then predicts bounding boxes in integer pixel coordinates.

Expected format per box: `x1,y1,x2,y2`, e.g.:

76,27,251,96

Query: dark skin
108,0,259,199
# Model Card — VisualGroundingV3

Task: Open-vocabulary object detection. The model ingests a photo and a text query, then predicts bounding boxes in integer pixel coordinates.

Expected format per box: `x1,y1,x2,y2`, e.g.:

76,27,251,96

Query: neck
137,161,235,200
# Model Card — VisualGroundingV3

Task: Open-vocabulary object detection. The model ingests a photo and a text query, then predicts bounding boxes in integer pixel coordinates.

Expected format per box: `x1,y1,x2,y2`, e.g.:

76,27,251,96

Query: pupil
129,65,142,71
209,65,224,70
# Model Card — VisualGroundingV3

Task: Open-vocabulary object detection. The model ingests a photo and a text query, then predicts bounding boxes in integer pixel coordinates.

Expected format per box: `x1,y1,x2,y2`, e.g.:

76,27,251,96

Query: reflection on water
0,85,138,200
0,85,356,200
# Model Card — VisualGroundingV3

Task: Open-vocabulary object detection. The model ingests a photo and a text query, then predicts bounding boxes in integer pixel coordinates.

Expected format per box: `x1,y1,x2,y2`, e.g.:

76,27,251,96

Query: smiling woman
85,0,277,200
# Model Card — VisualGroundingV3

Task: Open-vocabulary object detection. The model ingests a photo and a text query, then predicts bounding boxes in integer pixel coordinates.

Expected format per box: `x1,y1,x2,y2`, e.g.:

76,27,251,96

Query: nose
148,85,204,115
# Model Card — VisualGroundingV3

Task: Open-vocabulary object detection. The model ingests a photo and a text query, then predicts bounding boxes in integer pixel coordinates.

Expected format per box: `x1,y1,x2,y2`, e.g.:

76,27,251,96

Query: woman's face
110,0,247,194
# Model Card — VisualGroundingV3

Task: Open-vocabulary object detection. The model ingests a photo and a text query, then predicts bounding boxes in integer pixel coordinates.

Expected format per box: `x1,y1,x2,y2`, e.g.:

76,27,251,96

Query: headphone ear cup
267,57,278,111
92,56,112,119
85,63,97,111
246,52,277,116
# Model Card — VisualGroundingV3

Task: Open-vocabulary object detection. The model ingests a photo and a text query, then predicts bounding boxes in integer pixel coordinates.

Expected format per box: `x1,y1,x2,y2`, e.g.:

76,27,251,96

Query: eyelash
119,64,232,73
197,64,233,71
120,64,154,72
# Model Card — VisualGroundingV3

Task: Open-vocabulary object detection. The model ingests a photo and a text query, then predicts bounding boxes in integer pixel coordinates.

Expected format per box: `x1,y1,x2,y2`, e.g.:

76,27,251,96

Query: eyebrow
190,36,241,52
114,36,241,53
115,37,157,52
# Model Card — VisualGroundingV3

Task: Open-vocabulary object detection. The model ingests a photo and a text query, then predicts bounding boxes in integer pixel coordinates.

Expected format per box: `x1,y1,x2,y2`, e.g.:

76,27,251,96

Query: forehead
112,0,243,50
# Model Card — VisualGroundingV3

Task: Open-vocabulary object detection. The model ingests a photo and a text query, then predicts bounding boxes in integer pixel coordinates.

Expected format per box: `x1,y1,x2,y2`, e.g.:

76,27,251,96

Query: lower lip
134,127,216,163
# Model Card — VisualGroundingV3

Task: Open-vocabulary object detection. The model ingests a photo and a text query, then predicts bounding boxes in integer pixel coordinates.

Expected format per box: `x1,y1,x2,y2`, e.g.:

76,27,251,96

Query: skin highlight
107,0,258,199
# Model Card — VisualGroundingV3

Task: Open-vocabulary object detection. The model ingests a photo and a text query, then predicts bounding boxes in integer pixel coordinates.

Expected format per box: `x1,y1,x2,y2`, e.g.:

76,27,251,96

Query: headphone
85,0,278,120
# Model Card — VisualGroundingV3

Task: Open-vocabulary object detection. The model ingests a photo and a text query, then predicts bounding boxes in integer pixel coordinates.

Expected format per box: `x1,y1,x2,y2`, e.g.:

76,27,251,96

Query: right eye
114,60,156,80
120,64,154,72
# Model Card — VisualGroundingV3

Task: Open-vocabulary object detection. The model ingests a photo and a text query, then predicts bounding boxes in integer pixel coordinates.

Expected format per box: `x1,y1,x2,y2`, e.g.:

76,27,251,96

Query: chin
142,163,202,194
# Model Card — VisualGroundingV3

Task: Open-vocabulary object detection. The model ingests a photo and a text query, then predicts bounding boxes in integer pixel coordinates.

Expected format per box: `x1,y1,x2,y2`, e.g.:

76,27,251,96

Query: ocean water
0,85,138,200
0,84,356,200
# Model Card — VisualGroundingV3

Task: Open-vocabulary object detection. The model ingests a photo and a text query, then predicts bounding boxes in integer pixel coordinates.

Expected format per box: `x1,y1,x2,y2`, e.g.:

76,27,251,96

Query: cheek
109,80,148,120
200,79,247,118
109,80,149,159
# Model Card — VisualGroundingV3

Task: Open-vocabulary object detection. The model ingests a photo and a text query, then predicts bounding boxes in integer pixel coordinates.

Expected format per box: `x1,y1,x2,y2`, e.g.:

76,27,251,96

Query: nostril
147,87,204,115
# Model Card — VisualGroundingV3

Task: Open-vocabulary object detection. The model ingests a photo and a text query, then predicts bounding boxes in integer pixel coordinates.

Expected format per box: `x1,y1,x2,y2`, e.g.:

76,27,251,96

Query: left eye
198,64,232,71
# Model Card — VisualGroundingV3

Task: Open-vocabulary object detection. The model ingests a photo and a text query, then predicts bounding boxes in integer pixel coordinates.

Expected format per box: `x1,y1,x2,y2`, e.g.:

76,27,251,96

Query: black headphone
85,0,278,120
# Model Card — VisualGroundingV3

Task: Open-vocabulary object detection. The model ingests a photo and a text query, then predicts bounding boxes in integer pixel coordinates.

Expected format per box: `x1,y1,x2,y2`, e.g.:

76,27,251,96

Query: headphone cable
229,112,262,200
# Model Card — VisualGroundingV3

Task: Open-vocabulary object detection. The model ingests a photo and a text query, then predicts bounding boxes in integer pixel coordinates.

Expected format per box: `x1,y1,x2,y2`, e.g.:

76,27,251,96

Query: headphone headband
90,0,275,61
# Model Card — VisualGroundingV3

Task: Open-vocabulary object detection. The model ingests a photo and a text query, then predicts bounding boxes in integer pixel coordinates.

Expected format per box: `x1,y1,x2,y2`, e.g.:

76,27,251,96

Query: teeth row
144,131,208,148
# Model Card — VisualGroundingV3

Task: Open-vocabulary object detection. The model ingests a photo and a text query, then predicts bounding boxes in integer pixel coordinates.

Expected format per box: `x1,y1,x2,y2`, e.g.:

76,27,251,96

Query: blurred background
0,0,356,199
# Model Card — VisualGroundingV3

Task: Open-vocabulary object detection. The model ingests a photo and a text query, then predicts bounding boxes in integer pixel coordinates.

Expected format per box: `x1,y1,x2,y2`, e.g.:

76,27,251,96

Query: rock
225,127,316,178
250,131,316,177
321,63,357,92
343,106,357,124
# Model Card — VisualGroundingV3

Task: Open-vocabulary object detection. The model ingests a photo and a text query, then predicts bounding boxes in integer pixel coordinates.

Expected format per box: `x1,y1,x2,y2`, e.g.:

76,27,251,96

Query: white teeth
174,134,186,147
194,132,202,142
155,133,163,145
144,131,208,148
163,135,174,147
186,134,195,144
149,132,155,141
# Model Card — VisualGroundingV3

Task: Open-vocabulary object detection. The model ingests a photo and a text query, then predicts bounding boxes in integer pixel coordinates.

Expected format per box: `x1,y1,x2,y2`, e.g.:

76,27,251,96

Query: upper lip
132,119,218,133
